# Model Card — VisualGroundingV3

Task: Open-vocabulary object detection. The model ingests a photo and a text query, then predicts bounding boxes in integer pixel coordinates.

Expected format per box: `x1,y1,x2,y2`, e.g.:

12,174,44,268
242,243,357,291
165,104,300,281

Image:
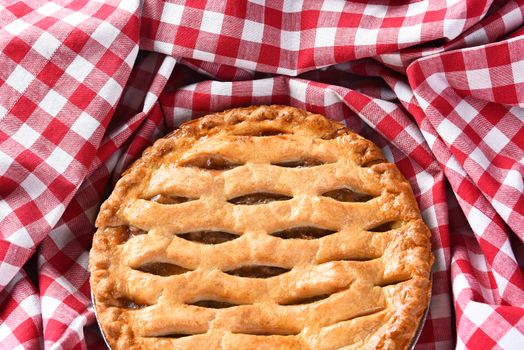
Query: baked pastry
89,105,433,350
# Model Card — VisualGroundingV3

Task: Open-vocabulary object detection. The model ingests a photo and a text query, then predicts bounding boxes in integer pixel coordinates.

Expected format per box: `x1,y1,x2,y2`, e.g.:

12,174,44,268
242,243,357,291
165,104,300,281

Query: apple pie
89,105,433,350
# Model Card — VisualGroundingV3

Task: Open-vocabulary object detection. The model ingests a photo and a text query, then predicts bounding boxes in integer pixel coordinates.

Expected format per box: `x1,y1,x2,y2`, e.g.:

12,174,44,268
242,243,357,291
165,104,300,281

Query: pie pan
89,105,434,349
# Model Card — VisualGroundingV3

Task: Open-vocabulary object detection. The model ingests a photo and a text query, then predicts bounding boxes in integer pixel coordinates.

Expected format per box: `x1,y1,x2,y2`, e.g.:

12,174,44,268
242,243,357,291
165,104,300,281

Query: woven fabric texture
0,0,523,349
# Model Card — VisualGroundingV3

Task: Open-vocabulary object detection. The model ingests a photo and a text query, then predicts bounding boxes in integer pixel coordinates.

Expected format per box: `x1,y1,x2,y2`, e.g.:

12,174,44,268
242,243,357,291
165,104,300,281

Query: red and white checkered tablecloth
1,0,523,349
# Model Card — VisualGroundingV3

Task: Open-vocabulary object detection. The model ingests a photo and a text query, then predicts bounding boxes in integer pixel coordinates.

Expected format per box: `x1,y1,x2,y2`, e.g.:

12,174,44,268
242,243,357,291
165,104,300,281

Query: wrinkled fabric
0,1,523,349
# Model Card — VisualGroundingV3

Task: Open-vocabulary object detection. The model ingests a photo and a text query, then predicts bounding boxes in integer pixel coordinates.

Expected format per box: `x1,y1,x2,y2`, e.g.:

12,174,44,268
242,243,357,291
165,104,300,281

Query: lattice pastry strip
119,219,428,269
90,105,433,350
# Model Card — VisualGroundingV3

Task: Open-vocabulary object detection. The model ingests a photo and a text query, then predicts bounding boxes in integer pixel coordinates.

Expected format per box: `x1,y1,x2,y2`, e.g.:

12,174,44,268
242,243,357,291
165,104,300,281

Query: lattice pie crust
89,105,433,350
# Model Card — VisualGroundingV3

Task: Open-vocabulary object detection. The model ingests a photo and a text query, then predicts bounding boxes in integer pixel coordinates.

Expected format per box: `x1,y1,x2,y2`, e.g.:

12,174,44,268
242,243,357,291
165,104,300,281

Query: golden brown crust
89,105,433,350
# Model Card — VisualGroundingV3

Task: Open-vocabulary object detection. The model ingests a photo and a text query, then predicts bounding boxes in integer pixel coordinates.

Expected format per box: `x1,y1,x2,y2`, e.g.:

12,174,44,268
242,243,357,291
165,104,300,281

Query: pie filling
279,293,333,306
271,157,327,168
148,194,194,204
367,220,402,232
115,298,151,309
224,265,290,278
176,230,239,244
270,227,337,240
190,300,239,309
227,192,292,205
321,188,374,202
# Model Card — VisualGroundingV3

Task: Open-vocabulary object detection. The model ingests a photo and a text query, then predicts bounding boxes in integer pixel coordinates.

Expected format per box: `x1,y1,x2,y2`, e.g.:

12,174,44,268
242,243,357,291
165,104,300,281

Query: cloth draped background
0,0,523,349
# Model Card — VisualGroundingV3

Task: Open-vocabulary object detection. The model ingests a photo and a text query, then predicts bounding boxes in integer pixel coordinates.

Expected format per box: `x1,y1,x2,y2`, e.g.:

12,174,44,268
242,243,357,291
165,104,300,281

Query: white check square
492,198,512,222
48,224,72,250
283,0,303,12
234,58,258,71
18,295,40,317
503,169,523,191
33,32,62,60
362,4,388,18
7,228,33,249
426,73,449,94
0,150,13,176
46,147,74,173
125,45,139,67
492,269,510,296
466,68,491,89
314,27,337,48
62,12,89,26
469,147,490,170
463,302,493,328
21,173,46,199
210,81,232,96
421,206,438,230
118,0,140,13
92,21,121,48
290,79,308,103
355,27,379,45
241,20,264,43
321,1,345,12
484,128,510,153
464,28,489,47
0,262,20,287
415,170,434,195
324,89,340,106
161,2,184,25
153,41,174,54
5,65,34,93
41,295,63,316
498,328,524,350
12,124,40,148
99,78,123,106
65,55,94,82
467,206,490,234
443,18,465,40
4,19,30,35
201,11,224,35
454,100,477,122
71,112,100,140
193,49,216,62
437,119,462,144
0,198,12,222
511,60,524,84
44,203,65,227
39,89,67,117
398,24,421,44
252,79,273,97
36,2,61,16
280,30,301,51
406,1,428,16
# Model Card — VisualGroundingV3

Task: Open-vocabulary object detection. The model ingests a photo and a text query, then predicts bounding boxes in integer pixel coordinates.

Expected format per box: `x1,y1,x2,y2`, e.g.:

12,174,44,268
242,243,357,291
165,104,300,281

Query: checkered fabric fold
0,0,523,349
